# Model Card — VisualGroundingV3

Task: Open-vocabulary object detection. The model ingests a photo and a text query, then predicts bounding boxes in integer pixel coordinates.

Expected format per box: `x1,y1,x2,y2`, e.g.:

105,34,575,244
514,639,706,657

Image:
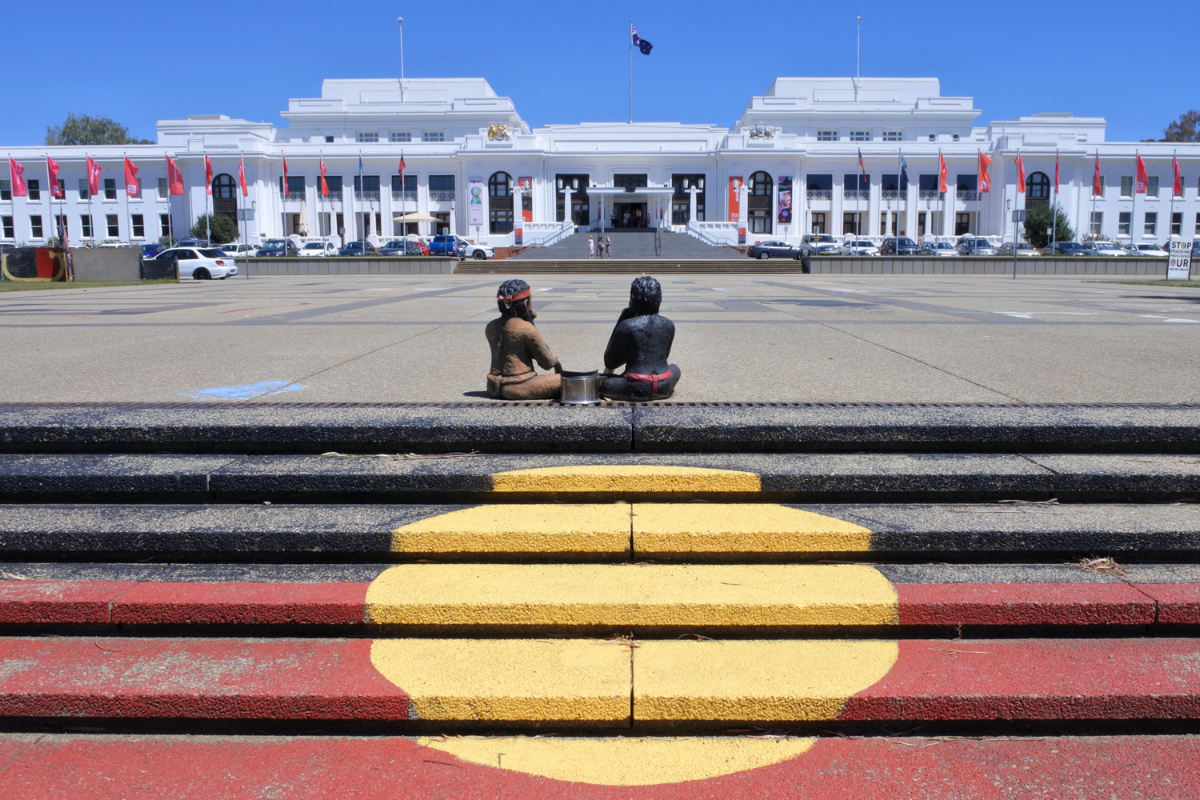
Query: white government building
2,76,1197,249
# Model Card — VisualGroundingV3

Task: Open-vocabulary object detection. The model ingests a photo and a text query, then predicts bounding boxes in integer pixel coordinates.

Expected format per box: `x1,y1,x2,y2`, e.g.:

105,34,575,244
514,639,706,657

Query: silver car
957,237,997,256
996,242,1040,257
918,241,958,257
1083,241,1128,257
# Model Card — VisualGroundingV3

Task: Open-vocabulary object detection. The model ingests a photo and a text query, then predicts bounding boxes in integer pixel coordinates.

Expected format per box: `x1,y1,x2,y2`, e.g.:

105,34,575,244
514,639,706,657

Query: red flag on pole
204,155,214,196
319,157,329,197
1016,152,1025,194
123,157,139,196
398,154,406,174
1174,152,1183,197
166,156,184,195
238,157,248,197
938,151,947,194
86,156,101,196
1093,152,1102,195
282,156,289,195
47,157,62,197
1054,151,1060,194
978,152,992,193
9,157,28,197
1135,152,1148,194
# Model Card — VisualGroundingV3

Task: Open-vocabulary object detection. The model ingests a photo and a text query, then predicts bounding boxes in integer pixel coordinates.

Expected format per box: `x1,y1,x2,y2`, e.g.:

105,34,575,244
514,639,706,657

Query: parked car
1045,241,1088,256
298,241,338,257
429,234,493,260
880,236,919,256
957,237,998,256
222,243,260,258
339,240,378,257
996,242,1040,257
1082,240,1127,257
839,239,881,256
176,238,210,248
379,239,429,256
140,243,165,258
747,240,801,259
800,234,839,257
918,241,958,257
257,238,299,257
1124,243,1168,257
96,240,130,248
150,247,238,280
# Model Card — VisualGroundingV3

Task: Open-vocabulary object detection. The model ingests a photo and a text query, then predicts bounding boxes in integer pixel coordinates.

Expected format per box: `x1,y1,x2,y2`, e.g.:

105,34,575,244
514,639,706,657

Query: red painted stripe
841,637,1200,721
1137,584,1200,624
0,582,134,624
896,582,1155,626
2,734,1198,799
112,582,369,625
0,638,409,720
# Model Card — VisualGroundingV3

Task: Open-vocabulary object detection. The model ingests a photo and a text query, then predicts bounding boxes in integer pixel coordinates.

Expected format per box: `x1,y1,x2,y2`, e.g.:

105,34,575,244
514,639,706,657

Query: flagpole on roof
628,20,633,124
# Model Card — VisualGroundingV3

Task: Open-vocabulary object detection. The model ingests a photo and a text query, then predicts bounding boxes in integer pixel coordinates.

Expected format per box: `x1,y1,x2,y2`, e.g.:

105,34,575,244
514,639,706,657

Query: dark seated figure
485,279,562,400
599,275,681,401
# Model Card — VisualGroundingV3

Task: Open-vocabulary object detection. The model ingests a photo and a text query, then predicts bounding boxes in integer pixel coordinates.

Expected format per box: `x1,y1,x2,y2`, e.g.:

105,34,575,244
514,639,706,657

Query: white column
688,186,698,225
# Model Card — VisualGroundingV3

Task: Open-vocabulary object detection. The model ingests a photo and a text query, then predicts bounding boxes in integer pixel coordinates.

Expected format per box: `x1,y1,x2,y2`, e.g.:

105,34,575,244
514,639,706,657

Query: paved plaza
1,273,1198,403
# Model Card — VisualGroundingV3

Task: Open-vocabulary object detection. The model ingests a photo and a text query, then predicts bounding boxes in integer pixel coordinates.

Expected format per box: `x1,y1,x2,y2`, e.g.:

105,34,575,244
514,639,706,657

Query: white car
150,247,239,280
996,242,1040,257
1124,243,1168,257
299,241,339,257
221,243,260,258
801,234,840,257
839,239,880,256
1083,241,1128,257
918,241,958,257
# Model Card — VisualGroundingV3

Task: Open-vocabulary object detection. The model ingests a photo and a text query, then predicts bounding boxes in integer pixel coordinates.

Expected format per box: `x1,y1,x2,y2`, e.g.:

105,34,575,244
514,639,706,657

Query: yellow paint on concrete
366,564,898,627
633,503,873,554
490,465,761,494
390,504,631,555
369,639,631,723
635,640,900,721
420,736,818,786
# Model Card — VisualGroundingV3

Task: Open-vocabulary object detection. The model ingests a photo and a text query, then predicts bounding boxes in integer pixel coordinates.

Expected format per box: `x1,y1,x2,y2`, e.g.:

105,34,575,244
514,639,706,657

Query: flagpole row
628,19,633,125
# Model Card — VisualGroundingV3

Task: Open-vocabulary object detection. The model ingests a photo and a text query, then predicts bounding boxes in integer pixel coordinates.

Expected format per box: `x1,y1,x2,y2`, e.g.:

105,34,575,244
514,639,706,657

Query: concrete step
2,634,1200,730
460,258,792,273
2,733,1195,798
5,503,1200,561
3,452,1200,503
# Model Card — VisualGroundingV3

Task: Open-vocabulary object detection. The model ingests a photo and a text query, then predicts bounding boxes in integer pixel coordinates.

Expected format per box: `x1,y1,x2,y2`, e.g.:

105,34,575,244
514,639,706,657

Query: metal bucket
560,370,600,405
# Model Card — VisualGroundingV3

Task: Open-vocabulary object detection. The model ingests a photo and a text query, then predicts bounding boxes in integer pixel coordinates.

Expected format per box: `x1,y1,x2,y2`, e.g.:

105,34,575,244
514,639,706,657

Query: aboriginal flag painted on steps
631,25,652,54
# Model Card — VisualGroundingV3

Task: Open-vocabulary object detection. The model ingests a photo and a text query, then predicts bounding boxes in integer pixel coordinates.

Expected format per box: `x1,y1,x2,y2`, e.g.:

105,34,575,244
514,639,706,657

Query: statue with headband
599,275,681,401
485,279,563,400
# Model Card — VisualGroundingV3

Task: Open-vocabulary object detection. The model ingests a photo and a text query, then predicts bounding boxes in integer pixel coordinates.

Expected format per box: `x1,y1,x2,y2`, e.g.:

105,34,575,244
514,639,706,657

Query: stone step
2,452,1199,503
2,732,1195,798
2,635,1199,729
5,502,1200,561
3,566,1198,632
460,259,789,273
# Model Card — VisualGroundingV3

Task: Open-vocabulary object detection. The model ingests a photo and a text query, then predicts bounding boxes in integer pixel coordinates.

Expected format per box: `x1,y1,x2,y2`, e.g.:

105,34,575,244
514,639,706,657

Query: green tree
1024,203,1074,249
1162,110,1200,142
45,113,153,146
190,214,240,245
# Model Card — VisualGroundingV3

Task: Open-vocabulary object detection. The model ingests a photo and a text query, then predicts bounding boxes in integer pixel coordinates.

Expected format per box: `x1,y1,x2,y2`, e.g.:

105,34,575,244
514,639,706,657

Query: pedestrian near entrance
605,236,612,259
588,236,595,259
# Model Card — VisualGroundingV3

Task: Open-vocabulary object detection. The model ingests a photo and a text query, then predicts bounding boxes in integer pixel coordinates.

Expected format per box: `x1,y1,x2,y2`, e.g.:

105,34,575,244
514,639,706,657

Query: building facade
2,76,1197,248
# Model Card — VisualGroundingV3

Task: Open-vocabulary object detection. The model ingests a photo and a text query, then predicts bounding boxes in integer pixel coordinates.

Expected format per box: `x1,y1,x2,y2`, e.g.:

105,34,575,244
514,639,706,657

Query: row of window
1088,211,1194,237
0,213,174,240
278,174,455,198
815,131,958,142
356,131,444,143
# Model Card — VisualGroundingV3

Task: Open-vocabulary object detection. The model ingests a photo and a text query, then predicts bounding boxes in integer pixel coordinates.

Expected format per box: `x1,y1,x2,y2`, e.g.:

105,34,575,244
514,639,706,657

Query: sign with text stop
1168,240,1193,280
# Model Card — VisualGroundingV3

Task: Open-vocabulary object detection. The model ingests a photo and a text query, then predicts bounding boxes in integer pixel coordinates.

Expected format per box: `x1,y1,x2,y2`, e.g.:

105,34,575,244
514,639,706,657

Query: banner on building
728,177,742,222
518,177,533,223
468,178,484,227
777,176,793,224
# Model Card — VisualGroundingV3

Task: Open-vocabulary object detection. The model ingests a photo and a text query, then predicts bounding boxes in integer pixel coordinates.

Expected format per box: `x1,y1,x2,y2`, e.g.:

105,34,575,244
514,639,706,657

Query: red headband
498,287,532,305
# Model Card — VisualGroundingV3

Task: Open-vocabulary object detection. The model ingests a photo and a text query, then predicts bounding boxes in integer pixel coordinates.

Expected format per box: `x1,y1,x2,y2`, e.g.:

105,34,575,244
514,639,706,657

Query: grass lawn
0,280,177,293
1093,280,1200,288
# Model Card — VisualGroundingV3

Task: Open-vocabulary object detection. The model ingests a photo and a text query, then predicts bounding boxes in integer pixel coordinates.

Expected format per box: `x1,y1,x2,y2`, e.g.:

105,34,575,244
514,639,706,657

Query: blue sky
5,0,1196,146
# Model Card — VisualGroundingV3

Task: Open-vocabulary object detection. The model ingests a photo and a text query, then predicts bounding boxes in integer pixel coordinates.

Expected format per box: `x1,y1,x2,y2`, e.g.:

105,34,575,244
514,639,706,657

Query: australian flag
631,25,652,55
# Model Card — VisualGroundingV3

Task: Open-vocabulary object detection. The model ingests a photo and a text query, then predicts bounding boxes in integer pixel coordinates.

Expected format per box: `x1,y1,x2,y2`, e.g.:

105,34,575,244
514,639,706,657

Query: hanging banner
777,176,793,225
518,177,533,222
467,178,484,227
728,176,742,222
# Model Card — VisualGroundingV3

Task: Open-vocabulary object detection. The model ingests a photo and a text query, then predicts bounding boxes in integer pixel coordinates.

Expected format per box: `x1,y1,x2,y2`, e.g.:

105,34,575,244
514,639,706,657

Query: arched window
489,171,513,234
1027,172,1050,208
748,171,773,233
213,174,237,200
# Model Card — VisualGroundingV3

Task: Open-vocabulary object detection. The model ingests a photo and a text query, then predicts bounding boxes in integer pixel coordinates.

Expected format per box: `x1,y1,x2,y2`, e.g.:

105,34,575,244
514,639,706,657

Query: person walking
604,235,612,259
588,235,595,259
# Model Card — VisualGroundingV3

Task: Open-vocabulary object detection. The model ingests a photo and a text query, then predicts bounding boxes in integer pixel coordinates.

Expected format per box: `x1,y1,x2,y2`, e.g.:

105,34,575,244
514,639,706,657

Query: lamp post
558,178,574,233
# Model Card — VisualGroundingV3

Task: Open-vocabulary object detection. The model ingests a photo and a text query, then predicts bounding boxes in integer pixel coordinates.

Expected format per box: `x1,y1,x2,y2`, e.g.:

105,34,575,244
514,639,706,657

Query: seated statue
599,275,681,401
485,279,562,400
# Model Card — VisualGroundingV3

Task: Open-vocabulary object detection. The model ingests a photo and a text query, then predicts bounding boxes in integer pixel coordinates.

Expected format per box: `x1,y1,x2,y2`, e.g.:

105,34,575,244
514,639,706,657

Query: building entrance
613,202,648,228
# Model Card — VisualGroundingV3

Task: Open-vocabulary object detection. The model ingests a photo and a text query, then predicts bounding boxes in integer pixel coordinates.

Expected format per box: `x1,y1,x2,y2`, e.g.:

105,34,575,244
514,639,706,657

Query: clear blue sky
5,0,1196,146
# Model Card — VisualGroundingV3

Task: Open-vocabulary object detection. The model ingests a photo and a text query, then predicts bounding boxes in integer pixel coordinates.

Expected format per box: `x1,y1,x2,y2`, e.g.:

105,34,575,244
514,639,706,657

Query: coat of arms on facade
487,123,512,141
748,122,774,140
